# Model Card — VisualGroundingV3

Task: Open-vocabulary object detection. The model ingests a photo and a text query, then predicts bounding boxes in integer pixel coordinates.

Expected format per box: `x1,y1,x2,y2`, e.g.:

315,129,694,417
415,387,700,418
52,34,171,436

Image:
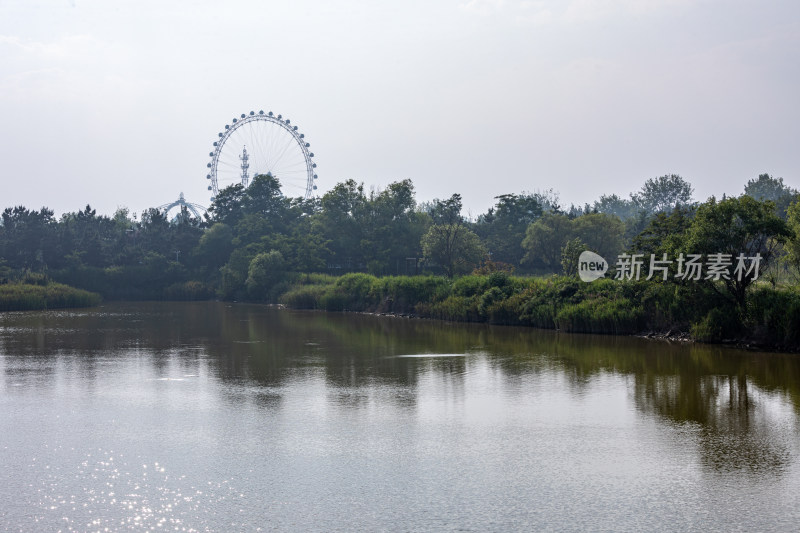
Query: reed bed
276,272,800,348
0,282,102,312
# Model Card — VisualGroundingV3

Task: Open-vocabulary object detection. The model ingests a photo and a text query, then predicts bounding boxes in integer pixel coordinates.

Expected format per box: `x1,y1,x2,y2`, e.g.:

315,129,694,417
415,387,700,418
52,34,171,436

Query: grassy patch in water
0,281,102,312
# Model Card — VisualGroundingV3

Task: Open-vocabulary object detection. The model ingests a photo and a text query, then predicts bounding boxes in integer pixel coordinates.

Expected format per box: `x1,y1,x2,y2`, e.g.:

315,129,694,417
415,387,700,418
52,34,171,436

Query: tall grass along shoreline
0,282,102,312
279,272,800,351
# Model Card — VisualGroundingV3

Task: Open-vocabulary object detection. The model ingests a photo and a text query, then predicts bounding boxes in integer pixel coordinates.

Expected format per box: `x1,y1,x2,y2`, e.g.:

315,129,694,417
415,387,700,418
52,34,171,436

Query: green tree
593,194,640,221
317,179,369,270
285,199,327,272
208,184,246,226
630,206,695,258
421,224,486,277
521,212,573,271
169,206,204,263
362,179,426,275
421,194,485,277
428,193,464,226
230,174,295,249
561,237,588,277
220,245,259,300
475,192,550,268
743,173,798,219
572,213,625,262
784,198,800,280
194,223,235,269
632,174,694,215
683,195,791,307
312,179,428,275
246,250,287,301
0,206,58,270
57,205,126,268
138,208,171,257
243,173,289,222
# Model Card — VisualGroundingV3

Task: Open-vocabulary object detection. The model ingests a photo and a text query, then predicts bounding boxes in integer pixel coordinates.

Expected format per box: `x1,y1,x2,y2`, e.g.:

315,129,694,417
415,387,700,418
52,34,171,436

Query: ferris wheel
206,110,318,201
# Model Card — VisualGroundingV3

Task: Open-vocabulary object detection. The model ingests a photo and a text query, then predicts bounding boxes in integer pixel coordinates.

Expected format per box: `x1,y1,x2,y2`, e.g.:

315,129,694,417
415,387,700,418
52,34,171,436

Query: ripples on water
1,302,799,531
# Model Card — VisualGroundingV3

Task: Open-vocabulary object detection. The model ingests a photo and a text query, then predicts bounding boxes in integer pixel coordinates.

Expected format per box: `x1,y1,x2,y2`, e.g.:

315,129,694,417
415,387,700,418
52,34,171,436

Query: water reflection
2,301,799,480
536,334,800,476
634,372,793,475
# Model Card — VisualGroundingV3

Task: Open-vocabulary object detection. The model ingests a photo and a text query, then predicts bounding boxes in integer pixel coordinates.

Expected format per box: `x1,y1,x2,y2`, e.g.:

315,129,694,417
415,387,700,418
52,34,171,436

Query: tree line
1,172,799,310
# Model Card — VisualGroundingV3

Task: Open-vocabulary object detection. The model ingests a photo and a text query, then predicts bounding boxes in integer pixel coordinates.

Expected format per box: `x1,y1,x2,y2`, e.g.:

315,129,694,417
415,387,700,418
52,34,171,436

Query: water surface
1,302,799,531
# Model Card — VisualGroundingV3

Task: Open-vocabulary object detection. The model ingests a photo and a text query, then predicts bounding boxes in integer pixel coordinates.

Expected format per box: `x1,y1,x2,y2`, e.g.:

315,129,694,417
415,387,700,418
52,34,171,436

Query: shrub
423,295,481,322
519,299,558,329
331,273,380,311
0,282,101,311
746,286,800,346
319,289,349,312
485,291,528,325
281,284,326,309
451,275,488,297
690,307,742,342
374,275,450,314
487,271,511,290
555,298,645,334
163,281,215,301
293,272,337,286
21,271,49,286
478,286,506,318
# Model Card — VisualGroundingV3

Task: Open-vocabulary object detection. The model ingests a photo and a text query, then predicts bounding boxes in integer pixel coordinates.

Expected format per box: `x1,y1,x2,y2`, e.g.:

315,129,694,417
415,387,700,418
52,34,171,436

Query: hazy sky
1,0,798,218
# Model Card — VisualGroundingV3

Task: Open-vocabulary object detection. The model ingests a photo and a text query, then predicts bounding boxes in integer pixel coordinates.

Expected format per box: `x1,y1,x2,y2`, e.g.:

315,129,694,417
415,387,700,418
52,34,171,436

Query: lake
1,301,799,531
